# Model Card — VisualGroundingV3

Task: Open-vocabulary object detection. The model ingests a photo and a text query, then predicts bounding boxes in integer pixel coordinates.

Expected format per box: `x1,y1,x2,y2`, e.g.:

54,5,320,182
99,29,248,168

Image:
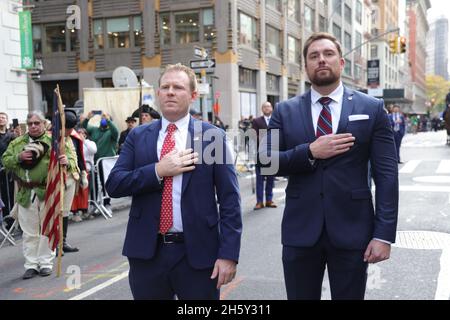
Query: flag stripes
41,89,64,250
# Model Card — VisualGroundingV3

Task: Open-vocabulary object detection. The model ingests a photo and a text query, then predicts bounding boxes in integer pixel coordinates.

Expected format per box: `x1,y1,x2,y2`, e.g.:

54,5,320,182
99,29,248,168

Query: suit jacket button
320,192,324,198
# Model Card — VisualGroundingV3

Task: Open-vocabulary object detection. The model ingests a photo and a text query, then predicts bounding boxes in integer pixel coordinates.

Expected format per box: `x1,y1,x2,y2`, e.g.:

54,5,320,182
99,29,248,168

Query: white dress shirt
310,82,344,134
157,113,191,232
264,115,271,127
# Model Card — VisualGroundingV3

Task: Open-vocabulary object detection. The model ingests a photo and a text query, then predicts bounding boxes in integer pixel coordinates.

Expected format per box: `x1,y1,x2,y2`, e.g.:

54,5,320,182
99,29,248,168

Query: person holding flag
59,110,81,253
1,111,53,279
41,90,79,275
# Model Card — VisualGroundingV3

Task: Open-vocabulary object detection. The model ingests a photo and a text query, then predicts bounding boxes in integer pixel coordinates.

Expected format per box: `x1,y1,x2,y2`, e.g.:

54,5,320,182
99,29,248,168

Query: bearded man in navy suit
265,33,398,300
106,64,242,300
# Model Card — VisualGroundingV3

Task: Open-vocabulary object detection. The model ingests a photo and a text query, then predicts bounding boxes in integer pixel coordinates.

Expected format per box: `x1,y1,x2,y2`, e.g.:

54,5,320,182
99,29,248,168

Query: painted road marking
436,160,450,174
413,176,450,184
69,270,129,300
399,160,422,174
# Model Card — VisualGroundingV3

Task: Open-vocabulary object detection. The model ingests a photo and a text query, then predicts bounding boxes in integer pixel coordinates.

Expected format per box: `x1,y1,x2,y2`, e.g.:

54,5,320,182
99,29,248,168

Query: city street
1,130,450,300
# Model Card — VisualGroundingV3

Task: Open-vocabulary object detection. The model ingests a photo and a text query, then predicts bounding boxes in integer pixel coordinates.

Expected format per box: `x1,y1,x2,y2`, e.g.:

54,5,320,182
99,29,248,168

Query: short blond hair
159,63,198,92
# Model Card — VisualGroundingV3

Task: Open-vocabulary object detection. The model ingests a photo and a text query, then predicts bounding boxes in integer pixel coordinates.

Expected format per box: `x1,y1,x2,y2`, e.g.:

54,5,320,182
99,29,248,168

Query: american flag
42,88,65,250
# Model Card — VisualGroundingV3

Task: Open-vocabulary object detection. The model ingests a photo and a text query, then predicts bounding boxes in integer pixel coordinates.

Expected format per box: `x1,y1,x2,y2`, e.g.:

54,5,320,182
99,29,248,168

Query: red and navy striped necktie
316,97,333,138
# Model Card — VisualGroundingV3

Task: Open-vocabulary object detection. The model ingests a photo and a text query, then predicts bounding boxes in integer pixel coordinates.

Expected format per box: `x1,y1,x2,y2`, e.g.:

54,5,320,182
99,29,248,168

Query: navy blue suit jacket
105,118,242,269
268,88,398,250
388,113,406,137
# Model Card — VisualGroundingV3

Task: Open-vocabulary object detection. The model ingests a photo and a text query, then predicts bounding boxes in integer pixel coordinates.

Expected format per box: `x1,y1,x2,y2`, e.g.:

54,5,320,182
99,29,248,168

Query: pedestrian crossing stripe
436,160,450,174
399,160,421,174
399,160,450,175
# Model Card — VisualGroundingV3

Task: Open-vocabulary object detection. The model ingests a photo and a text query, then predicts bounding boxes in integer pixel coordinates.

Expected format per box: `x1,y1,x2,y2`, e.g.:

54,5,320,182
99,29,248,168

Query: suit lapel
336,88,355,134
260,116,268,129
300,92,316,142
145,120,161,164
181,117,196,195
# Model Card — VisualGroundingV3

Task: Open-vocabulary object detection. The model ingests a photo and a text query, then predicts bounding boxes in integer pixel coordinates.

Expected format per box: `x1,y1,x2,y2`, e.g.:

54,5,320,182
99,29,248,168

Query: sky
427,0,450,71
428,0,450,21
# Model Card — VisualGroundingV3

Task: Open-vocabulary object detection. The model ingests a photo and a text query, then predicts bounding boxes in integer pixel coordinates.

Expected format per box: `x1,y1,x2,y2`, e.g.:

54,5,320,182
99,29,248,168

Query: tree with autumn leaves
426,75,450,114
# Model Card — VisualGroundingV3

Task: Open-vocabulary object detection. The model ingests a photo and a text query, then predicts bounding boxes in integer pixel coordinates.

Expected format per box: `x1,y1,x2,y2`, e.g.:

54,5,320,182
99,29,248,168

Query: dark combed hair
303,32,343,63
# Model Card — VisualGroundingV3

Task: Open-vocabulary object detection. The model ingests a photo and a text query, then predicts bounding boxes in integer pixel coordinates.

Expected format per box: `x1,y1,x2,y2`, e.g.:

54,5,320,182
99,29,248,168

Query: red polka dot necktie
316,97,333,138
159,123,177,234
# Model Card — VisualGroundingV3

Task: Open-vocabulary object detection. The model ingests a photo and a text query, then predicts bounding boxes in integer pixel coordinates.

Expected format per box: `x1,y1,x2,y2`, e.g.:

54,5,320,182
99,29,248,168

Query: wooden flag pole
56,85,66,277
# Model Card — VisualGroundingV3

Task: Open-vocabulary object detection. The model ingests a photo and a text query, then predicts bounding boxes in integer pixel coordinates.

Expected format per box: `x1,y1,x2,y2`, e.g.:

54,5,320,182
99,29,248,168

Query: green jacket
2,133,51,207
81,119,118,162
1,133,78,208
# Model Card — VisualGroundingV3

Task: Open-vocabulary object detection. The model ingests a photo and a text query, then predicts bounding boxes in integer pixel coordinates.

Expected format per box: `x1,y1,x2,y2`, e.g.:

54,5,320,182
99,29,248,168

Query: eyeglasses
27,121,42,127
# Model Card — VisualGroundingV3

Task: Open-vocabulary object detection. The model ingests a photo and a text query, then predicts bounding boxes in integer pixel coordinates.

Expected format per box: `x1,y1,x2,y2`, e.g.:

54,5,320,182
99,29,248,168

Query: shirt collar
311,82,344,105
161,113,191,133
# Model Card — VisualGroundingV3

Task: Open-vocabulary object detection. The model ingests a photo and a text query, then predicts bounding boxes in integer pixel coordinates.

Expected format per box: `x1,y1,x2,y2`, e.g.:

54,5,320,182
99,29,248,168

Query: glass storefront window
239,67,257,89
240,92,257,118
355,31,362,56
287,0,299,22
266,74,280,93
69,28,77,51
304,6,314,31
133,16,143,46
288,35,299,64
160,13,171,46
266,25,280,57
266,0,281,11
319,15,326,32
175,12,199,44
107,17,130,48
333,23,341,43
93,19,103,49
33,25,42,55
45,25,66,53
344,59,352,76
344,32,351,53
239,12,256,49
203,9,215,42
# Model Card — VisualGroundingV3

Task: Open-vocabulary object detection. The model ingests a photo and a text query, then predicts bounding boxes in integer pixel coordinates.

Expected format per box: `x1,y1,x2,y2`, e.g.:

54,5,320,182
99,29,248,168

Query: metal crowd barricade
0,167,13,215
0,167,18,248
89,156,118,220
0,215,17,248
233,135,256,195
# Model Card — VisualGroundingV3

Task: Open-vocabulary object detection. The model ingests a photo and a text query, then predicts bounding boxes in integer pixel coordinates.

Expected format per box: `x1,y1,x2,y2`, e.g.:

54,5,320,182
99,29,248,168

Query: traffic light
399,36,407,53
389,37,398,54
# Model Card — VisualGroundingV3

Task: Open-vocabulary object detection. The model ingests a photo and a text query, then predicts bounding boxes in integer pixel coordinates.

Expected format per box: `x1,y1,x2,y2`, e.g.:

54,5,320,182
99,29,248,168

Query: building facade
369,0,401,90
406,0,430,113
1,0,29,122
27,0,376,128
426,16,448,80
326,0,372,91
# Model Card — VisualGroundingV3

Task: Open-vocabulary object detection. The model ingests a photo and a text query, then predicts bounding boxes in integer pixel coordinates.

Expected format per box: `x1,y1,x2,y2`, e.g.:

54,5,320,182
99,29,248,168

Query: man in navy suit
266,33,398,300
106,64,242,300
252,102,277,210
388,105,406,163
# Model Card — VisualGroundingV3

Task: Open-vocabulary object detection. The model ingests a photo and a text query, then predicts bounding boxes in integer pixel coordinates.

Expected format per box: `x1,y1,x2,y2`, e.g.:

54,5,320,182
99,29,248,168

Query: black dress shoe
23,269,39,280
39,268,52,277
63,243,79,253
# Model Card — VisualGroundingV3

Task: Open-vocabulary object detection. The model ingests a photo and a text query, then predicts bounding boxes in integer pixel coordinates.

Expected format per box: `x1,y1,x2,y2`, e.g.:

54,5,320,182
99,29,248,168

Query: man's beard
308,70,340,86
